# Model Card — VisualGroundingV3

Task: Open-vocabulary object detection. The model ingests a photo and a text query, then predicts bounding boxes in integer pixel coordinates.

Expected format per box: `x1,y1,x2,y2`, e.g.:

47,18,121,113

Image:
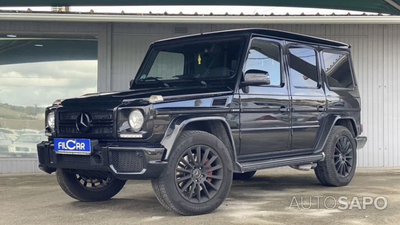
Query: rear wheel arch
334,118,357,137
315,116,358,153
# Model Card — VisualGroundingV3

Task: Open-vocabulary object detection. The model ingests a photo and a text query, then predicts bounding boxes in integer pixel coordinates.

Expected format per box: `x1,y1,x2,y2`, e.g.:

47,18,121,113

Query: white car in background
18,129,40,134
8,134,46,157
0,128,18,141
0,132,12,154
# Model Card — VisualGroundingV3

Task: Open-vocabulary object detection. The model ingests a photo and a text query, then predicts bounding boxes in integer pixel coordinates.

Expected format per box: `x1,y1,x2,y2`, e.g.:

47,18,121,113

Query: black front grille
60,111,113,121
59,125,113,135
57,110,114,138
111,150,145,172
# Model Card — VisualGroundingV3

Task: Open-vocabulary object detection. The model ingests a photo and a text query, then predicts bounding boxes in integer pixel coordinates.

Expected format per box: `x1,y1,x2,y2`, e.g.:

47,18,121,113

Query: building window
322,52,354,88
0,34,98,158
288,47,319,88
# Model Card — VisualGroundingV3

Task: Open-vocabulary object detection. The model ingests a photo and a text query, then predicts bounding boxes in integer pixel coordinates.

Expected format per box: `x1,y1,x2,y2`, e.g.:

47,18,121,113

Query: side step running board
239,153,325,172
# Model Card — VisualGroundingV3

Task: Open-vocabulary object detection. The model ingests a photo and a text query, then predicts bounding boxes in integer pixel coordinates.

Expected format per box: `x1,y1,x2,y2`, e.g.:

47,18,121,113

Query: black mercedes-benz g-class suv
37,28,367,215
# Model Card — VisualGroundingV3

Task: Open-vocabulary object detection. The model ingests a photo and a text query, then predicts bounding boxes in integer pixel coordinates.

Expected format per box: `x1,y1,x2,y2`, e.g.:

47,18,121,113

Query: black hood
60,86,233,108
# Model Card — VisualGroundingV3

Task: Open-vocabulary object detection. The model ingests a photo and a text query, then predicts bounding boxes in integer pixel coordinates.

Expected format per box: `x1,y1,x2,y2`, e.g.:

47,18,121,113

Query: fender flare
314,115,358,153
160,116,238,163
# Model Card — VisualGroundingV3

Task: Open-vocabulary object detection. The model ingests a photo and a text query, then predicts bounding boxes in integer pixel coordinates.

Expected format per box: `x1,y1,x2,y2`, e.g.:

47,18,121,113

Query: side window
288,47,319,88
245,39,281,86
322,52,354,88
147,51,184,79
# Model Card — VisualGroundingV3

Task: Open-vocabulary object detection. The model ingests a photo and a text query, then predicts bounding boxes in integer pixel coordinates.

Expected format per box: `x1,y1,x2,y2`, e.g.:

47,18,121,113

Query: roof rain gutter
0,13,400,24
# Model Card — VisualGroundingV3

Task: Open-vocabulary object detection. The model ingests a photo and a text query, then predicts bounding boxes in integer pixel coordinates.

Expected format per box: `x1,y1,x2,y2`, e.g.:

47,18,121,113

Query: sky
0,60,97,107
0,6,377,15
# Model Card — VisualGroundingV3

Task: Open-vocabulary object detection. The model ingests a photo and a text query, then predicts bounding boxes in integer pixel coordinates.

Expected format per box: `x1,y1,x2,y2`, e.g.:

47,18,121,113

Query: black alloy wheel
56,169,126,201
333,136,354,177
151,130,233,215
314,126,357,187
75,174,114,191
175,145,223,204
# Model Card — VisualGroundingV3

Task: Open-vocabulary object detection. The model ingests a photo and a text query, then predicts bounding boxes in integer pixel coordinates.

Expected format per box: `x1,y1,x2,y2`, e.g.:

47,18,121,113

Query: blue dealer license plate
54,138,92,155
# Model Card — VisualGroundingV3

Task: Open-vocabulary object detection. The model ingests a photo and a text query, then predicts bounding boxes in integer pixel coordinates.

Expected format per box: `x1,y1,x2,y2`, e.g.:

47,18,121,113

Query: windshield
133,38,245,88
16,135,44,143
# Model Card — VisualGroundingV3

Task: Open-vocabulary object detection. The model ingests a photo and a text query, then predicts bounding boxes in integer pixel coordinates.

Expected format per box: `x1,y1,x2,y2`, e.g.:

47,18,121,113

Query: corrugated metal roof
0,10,399,24
0,0,399,15
0,9,390,16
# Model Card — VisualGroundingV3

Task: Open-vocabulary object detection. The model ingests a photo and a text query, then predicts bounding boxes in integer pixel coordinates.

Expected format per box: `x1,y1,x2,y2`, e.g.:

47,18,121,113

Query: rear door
239,38,291,156
286,44,327,151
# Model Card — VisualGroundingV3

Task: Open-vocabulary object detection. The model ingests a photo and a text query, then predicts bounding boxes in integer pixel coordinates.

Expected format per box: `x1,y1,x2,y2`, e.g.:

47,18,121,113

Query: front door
286,44,327,151
239,38,290,156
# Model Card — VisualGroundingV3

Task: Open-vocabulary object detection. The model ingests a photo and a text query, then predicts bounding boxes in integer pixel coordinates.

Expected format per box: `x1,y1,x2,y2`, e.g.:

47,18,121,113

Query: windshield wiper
174,75,207,86
140,77,170,87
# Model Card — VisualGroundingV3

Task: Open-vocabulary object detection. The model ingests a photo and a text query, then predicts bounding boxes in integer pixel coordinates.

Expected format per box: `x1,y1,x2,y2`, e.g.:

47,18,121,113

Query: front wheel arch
160,116,237,163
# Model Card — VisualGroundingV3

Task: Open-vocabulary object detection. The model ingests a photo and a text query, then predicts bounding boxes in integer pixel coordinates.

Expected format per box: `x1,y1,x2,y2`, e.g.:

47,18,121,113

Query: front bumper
37,141,167,180
356,136,367,150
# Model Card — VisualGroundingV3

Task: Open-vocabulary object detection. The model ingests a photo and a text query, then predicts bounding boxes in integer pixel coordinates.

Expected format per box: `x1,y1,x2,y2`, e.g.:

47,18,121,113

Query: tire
151,130,233,215
56,169,126,202
233,171,256,180
314,126,357,187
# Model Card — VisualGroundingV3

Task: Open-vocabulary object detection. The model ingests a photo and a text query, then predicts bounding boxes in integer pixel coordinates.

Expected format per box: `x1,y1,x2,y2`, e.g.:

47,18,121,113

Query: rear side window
288,47,319,88
322,52,354,88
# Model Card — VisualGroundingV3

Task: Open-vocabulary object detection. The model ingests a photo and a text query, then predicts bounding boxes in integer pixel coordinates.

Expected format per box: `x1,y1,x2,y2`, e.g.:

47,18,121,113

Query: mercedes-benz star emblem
76,113,92,133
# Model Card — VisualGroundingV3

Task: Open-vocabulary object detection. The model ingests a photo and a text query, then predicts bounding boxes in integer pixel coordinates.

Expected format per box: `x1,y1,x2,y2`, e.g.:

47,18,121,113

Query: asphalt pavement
1,167,399,225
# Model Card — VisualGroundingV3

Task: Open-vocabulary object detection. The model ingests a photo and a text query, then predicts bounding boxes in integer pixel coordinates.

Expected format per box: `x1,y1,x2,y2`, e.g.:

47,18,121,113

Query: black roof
155,28,349,48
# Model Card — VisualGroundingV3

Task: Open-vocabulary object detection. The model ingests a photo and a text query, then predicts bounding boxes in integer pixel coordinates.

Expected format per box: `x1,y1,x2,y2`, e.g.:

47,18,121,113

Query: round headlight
128,110,144,132
47,112,55,129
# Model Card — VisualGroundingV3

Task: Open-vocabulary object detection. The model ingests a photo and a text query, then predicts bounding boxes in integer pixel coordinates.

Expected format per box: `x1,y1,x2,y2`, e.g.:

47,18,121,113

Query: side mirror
241,70,271,87
129,79,134,88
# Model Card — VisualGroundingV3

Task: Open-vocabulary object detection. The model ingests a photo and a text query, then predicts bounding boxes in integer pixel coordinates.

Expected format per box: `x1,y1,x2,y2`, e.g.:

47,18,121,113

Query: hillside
0,103,45,120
